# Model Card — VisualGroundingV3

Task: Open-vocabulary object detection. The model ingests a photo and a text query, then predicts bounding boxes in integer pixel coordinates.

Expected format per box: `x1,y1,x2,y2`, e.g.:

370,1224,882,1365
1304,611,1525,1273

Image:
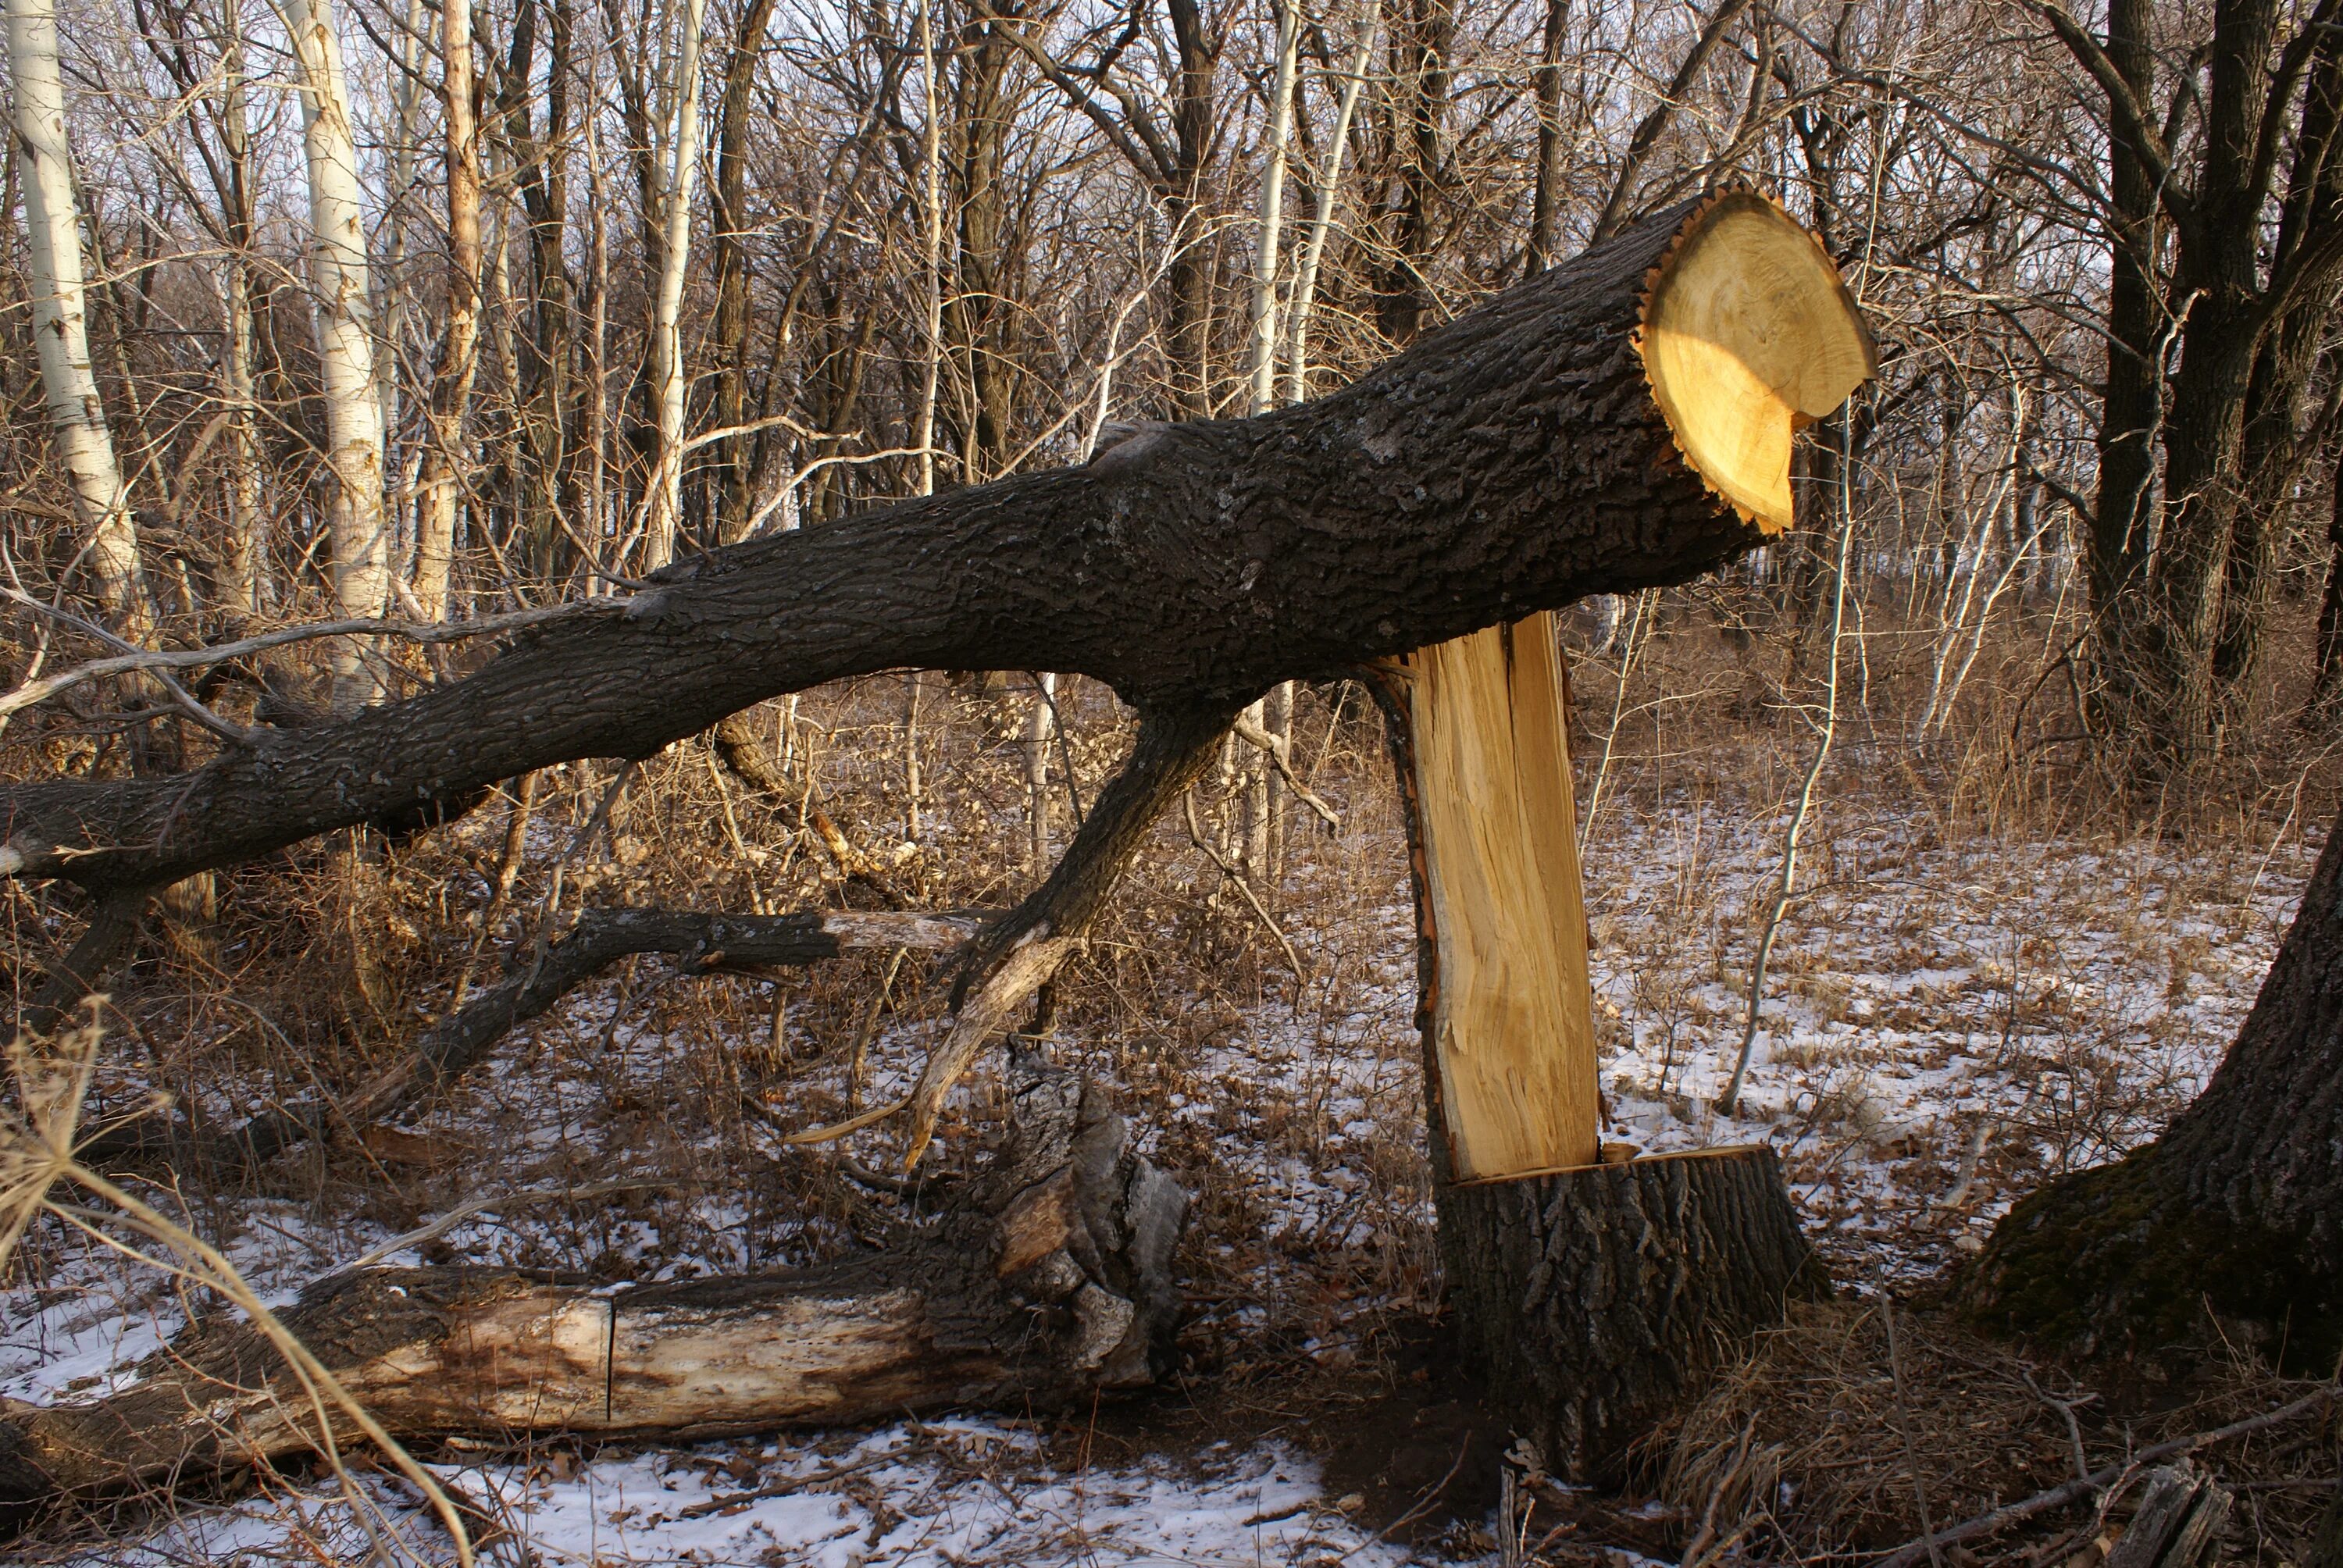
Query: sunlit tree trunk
5,0,147,636
414,0,482,621
644,0,708,570
1282,0,1375,407
285,0,390,707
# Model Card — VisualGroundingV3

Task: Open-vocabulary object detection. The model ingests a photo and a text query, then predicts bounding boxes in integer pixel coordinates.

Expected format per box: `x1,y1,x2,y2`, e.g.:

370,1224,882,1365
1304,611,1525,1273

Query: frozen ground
3,779,2318,1566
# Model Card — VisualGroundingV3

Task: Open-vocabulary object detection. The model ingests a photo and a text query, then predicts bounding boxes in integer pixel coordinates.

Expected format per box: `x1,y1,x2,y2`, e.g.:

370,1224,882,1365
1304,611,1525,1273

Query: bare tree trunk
1525,0,1571,273
1245,0,1300,415
5,0,147,636
644,0,708,569
285,0,390,707
413,0,483,621
216,0,265,620
1025,672,1056,870
1283,0,1376,405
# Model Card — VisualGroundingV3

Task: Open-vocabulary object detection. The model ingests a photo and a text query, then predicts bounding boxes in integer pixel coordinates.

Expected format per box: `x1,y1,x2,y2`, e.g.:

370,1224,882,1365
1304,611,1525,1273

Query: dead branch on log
0,1060,1189,1509
0,598,612,720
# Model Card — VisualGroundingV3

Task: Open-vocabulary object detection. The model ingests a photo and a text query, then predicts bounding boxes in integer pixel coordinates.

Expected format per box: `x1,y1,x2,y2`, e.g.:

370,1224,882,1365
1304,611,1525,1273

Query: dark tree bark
711,0,781,540
2056,0,2343,771
1437,1148,1820,1483
0,1061,1186,1510
1960,802,2343,1369
0,190,1867,902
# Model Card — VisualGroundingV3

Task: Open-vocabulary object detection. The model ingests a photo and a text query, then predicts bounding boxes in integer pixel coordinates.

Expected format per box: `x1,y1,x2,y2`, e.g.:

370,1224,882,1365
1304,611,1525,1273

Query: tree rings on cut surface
1636,187,1876,531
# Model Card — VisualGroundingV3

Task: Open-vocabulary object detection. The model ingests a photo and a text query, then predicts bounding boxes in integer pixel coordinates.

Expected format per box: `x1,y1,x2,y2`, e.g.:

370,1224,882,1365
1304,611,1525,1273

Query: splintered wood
1405,611,1599,1180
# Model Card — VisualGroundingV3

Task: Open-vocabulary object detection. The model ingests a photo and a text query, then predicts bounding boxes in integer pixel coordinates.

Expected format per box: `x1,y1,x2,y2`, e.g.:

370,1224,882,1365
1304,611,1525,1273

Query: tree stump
1437,1146,1820,1483
1378,616,1831,1481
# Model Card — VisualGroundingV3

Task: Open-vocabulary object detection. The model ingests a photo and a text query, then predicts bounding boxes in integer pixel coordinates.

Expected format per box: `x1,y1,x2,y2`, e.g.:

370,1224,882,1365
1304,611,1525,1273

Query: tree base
1956,1145,2341,1372
1439,1146,1821,1484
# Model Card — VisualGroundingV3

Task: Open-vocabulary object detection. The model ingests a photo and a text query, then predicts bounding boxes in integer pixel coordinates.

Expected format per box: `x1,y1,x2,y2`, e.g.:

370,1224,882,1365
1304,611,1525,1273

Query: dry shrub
1648,1299,2075,1555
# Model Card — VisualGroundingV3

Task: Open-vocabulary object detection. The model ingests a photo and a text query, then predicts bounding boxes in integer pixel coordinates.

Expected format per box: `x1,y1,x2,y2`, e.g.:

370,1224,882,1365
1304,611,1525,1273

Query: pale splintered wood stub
1405,611,1599,1180
1636,189,1876,531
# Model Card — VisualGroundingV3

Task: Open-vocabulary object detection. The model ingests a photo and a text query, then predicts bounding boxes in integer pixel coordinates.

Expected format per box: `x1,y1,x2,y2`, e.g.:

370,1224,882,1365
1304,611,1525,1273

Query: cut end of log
1636,187,1876,533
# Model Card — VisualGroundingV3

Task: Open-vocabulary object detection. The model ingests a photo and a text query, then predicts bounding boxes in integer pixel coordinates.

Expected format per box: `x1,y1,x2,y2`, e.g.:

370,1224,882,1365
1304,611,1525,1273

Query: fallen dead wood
79,907,989,1174
0,1060,1186,1509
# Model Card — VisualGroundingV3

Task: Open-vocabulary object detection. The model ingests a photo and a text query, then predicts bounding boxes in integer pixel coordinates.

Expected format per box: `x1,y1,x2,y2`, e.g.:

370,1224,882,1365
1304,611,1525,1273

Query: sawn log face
0,1064,1187,1505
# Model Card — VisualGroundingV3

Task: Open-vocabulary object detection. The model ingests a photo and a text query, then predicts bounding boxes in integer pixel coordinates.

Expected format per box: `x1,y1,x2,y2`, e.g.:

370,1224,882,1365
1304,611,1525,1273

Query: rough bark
1436,1148,1821,1484
1371,652,1821,1482
0,1061,1186,1509
1960,800,2343,1370
0,191,1864,903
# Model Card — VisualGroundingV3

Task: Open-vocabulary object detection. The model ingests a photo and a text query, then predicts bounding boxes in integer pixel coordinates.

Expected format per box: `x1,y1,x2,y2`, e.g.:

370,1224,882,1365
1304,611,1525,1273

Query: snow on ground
56,1427,1409,1567
3,776,2318,1565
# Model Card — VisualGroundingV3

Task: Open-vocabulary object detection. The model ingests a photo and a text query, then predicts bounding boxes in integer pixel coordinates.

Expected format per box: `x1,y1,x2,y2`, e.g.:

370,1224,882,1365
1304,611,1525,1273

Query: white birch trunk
1282,0,1377,408
285,0,390,707
644,0,709,571
1243,0,1300,418
1025,672,1056,871
5,0,146,635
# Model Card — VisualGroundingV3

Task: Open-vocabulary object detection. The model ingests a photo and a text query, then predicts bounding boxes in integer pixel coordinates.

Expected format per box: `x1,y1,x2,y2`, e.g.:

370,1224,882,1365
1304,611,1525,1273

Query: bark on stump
1436,1146,1818,1484
0,1060,1185,1510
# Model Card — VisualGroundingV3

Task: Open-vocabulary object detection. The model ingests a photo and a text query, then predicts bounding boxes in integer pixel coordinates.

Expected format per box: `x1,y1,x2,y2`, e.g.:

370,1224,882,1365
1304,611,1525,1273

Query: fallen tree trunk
0,187,1871,902
0,1061,1185,1507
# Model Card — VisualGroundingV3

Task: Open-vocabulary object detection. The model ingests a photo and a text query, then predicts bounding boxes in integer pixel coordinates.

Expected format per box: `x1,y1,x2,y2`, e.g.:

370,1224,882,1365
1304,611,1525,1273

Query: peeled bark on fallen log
0,1060,1185,1508
0,187,1871,901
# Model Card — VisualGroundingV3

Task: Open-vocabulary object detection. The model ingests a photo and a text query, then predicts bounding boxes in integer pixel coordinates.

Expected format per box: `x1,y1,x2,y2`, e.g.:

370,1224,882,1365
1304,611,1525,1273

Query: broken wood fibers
1401,613,1598,1180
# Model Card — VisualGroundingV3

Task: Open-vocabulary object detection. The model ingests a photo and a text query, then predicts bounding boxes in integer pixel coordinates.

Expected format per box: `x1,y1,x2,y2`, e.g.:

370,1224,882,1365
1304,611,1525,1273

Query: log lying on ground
0,1060,1184,1507
0,187,1873,901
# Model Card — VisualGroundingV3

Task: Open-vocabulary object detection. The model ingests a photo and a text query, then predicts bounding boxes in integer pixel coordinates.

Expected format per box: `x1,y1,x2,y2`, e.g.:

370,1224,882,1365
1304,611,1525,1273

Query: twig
328,1178,668,1274
1229,711,1339,829
1881,1299,1945,1568
1869,1384,2342,1568
1182,787,1310,982
780,1094,911,1146
0,591,612,718
0,587,258,744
